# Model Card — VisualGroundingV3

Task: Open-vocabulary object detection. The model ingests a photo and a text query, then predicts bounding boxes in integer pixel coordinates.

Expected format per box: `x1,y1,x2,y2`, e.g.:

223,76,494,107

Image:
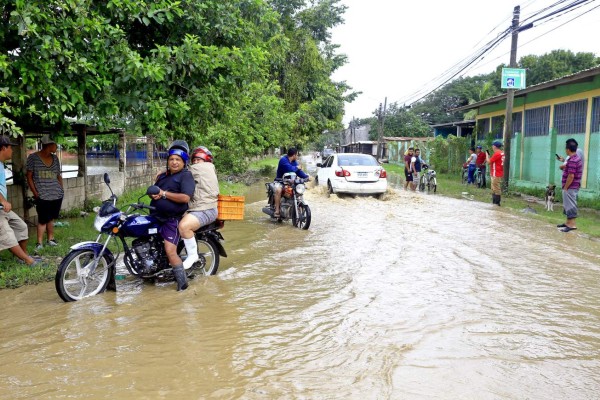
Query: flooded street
2,172,600,399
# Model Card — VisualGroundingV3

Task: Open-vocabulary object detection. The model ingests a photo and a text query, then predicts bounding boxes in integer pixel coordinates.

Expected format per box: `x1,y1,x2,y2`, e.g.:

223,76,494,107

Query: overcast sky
331,0,600,124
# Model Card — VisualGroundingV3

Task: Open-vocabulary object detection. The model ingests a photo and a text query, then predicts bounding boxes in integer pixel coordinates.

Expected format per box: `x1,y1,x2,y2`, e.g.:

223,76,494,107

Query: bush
429,135,468,174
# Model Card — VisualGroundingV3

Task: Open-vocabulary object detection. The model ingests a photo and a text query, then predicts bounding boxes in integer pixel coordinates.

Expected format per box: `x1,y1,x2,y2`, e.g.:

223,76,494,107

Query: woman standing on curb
26,135,64,250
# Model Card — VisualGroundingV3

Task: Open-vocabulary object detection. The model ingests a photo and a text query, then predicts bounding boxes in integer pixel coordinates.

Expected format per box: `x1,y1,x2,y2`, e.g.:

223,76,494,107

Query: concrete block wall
7,166,160,224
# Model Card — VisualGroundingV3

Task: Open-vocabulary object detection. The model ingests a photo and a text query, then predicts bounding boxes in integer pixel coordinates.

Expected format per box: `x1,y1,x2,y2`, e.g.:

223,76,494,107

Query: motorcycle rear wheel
178,237,220,276
55,250,111,302
292,203,311,230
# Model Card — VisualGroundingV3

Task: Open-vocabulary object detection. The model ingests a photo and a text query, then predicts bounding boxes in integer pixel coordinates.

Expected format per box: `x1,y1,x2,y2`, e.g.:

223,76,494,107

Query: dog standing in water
545,184,556,211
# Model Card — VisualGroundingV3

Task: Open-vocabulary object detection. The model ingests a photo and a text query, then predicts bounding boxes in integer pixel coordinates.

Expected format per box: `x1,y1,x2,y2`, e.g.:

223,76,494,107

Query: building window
591,97,600,134
524,106,550,137
512,112,522,138
553,99,588,135
477,118,490,140
491,116,504,139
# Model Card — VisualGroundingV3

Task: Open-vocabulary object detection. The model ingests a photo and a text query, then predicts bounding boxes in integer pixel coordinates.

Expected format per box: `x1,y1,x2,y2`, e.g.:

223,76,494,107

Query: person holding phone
556,138,585,171
486,141,504,206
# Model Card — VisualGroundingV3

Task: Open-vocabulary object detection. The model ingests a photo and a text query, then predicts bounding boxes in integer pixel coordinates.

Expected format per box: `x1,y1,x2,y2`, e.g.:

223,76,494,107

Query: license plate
357,172,368,177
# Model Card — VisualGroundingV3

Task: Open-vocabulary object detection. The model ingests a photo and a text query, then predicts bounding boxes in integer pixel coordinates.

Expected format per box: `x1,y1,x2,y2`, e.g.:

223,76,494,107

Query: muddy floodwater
2,174,600,399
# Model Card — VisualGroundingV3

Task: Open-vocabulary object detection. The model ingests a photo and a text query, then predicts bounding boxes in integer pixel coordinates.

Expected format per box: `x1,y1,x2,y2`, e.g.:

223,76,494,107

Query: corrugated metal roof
453,65,600,112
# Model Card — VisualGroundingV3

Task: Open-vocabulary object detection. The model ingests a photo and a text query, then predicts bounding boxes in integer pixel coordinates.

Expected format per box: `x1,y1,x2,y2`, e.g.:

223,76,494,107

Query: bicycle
419,164,437,193
474,167,483,188
461,163,468,184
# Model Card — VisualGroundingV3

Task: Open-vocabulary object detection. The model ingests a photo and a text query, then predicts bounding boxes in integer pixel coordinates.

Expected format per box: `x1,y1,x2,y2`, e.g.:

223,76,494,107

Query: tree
496,49,600,87
360,102,430,139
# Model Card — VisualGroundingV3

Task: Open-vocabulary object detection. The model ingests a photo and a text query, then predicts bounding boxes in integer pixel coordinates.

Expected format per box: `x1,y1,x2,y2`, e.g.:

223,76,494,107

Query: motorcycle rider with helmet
149,140,195,291
273,147,308,219
179,146,219,269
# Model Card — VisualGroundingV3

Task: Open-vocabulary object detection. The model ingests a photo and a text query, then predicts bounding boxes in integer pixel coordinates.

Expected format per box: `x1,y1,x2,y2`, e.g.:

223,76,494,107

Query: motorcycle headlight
94,214,115,232
295,184,306,195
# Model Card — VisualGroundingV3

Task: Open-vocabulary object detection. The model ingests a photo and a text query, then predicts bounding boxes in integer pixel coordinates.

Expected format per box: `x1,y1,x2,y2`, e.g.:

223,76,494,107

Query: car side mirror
316,163,322,168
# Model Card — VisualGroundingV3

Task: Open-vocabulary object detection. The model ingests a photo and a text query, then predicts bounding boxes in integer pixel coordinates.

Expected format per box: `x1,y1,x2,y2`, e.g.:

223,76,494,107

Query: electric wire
397,0,599,107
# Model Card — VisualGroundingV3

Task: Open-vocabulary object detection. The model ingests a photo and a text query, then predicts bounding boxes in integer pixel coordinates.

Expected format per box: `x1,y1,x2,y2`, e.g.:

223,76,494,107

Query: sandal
556,223,567,228
560,226,577,232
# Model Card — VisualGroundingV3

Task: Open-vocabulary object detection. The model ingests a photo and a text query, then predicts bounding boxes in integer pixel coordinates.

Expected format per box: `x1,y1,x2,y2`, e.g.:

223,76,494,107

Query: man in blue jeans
273,148,309,218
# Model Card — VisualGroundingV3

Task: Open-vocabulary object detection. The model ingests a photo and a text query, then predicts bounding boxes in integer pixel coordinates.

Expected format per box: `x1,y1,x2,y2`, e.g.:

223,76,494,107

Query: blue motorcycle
55,173,227,302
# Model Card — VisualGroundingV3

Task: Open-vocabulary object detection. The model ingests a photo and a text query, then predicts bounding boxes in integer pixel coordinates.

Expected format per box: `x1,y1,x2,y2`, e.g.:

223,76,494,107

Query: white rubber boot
182,237,198,269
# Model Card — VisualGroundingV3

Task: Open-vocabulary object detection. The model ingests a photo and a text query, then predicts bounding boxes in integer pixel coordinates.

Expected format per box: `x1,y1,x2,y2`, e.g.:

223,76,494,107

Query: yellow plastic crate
217,195,245,220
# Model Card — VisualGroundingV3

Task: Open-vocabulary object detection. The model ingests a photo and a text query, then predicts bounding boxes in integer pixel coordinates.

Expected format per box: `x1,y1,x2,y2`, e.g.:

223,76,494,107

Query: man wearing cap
486,141,505,206
0,136,40,265
475,145,487,188
26,135,64,250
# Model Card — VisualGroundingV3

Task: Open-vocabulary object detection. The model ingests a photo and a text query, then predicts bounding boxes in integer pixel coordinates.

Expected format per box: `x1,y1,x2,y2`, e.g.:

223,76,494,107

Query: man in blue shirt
273,148,308,218
0,136,40,265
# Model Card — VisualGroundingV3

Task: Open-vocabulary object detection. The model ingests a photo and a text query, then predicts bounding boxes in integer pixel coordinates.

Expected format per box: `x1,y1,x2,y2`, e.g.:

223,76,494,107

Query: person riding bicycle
475,145,487,188
149,140,195,291
273,148,308,219
178,146,219,269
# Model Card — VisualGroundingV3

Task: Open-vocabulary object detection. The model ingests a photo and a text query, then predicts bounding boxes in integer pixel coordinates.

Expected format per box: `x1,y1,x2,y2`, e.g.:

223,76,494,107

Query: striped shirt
562,153,583,190
26,153,64,201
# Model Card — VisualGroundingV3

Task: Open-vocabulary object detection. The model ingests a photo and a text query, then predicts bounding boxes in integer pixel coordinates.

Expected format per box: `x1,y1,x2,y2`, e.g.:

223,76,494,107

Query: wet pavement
1,157,600,399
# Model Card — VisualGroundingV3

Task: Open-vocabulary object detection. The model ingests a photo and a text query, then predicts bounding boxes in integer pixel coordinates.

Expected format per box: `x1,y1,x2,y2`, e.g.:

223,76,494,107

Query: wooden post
502,6,520,193
77,126,87,178
12,134,28,220
118,131,126,173
146,136,154,171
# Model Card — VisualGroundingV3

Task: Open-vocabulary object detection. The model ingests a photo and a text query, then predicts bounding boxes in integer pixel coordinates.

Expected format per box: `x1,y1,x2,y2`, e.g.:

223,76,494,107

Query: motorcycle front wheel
55,250,111,302
178,237,220,276
292,203,311,230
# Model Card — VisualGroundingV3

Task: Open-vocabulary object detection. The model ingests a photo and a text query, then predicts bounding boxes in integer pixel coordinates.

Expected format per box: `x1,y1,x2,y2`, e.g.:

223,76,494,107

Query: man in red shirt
475,145,487,188
486,141,504,206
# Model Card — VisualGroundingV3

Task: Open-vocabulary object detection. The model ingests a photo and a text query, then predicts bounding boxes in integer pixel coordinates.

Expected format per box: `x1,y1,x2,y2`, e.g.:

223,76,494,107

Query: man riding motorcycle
273,148,308,219
149,140,195,291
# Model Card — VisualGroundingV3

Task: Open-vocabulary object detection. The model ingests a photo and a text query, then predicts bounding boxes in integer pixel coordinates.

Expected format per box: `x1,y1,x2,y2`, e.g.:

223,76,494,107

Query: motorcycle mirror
316,163,322,168
146,185,161,196
103,173,111,185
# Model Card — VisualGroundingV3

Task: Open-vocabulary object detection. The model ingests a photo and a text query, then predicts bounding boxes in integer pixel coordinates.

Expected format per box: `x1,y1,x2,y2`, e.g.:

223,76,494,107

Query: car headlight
295,184,306,194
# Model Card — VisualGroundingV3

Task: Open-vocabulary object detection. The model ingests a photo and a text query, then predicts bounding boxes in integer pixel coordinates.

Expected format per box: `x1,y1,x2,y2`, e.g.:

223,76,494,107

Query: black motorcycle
262,172,311,229
55,173,227,302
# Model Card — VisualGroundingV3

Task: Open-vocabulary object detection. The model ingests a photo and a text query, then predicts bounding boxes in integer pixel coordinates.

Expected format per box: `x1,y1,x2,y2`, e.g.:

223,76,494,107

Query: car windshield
337,155,379,167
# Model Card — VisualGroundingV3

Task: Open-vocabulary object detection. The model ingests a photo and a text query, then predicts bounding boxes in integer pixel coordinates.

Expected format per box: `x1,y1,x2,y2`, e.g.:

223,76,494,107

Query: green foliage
500,49,600,87
363,102,431,139
429,135,468,174
411,73,501,125
0,0,351,174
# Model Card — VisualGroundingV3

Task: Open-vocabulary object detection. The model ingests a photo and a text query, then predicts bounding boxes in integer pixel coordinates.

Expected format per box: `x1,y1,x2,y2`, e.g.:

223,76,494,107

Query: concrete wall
7,167,160,224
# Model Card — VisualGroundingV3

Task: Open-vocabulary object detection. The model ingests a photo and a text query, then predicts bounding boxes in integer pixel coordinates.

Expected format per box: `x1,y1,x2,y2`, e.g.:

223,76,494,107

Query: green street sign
501,68,526,89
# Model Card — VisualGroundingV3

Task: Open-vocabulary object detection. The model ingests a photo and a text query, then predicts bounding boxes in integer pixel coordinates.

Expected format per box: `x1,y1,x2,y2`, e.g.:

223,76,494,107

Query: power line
459,0,600,73
399,0,599,107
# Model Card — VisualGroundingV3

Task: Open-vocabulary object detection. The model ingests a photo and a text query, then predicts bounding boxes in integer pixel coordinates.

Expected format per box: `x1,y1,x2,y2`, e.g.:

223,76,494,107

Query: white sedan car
316,153,387,196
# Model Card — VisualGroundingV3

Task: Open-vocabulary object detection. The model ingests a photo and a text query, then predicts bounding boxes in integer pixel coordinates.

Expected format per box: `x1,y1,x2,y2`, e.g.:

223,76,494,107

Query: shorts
36,198,63,224
0,210,29,251
562,188,579,219
188,208,218,228
491,176,502,195
404,168,413,182
159,217,181,245
414,172,421,182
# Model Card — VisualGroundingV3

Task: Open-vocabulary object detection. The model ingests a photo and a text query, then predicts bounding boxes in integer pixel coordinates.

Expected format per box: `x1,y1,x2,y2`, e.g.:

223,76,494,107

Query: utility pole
502,5,520,193
377,97,387,160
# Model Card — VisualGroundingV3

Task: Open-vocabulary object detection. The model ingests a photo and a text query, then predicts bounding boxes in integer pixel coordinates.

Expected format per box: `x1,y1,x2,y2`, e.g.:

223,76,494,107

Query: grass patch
384,165,600,238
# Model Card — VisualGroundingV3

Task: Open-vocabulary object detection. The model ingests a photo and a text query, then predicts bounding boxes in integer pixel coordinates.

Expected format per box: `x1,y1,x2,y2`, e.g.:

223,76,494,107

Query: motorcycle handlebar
131,203,156,211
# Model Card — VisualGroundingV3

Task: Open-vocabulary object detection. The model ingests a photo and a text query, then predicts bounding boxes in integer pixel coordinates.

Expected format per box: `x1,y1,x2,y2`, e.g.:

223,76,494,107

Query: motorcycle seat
196,220,224,233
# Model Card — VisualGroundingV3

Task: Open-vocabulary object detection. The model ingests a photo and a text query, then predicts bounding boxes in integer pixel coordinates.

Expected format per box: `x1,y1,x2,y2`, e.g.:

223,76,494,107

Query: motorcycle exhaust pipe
262,207,274,217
